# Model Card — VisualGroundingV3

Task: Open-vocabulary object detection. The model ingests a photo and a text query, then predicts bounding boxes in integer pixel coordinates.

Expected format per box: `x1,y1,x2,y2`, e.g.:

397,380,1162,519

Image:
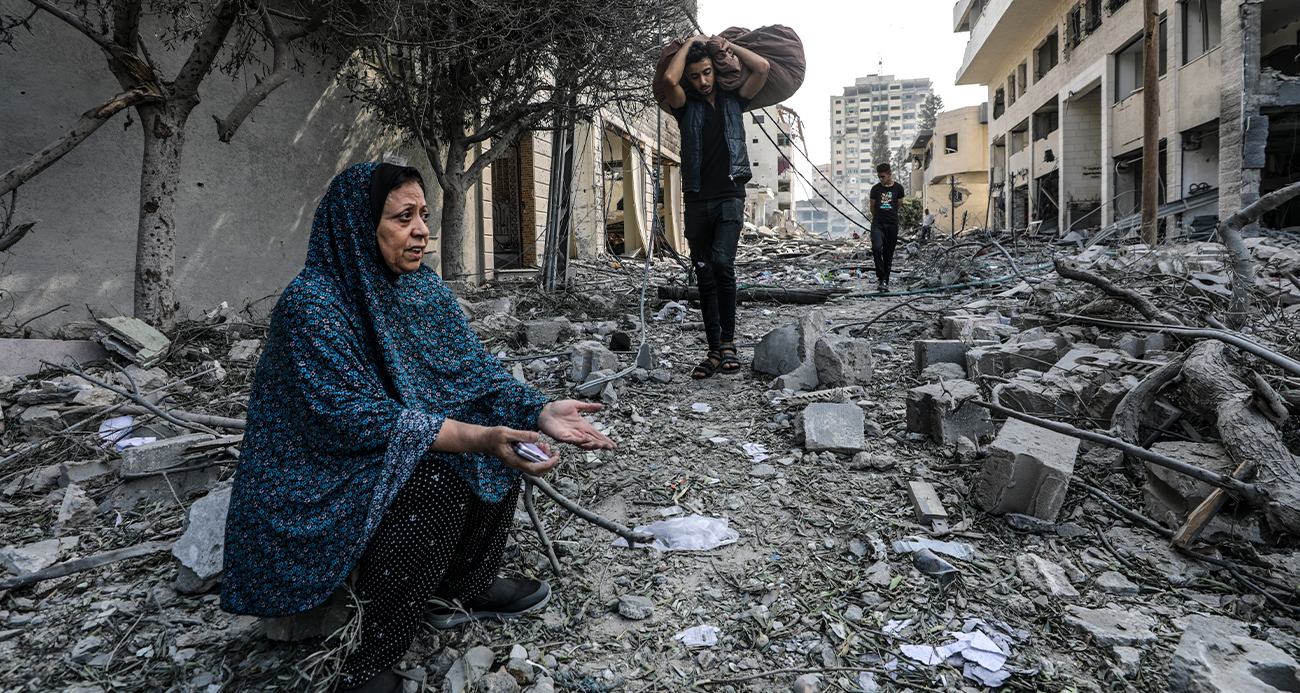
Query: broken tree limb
0,541,173,590
115,405,246,431
0,88,160,198
1219,180,1300,328
1053,258,1184,326
1059,314,1300,376
48,365,221,436
1179,340,1300,535
1250,370,1290,424
657,285,843,304
523,474,655,546
1110,356,1185,483
963,399,1260,503
523,480,563,577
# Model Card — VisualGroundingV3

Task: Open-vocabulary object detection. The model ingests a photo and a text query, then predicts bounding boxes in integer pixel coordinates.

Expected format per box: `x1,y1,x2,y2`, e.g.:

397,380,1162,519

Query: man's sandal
692,351,722,379
718,344,742,374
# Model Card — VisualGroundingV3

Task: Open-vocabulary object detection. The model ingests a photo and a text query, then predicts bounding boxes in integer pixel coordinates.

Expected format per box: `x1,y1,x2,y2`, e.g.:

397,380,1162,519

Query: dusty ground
3,230,1300,693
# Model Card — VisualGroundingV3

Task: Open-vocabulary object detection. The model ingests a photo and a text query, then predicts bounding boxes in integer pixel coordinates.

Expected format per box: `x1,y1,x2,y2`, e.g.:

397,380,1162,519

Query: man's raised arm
662,34,709,110
726,41,771,101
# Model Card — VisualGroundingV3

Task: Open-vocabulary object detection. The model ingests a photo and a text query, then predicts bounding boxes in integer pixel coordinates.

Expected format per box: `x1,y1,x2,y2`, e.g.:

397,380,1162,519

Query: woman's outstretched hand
537,400,616,451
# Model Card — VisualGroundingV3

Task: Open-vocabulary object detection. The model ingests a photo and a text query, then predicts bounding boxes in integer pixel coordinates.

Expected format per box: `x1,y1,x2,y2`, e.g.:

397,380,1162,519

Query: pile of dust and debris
4,226,1300,693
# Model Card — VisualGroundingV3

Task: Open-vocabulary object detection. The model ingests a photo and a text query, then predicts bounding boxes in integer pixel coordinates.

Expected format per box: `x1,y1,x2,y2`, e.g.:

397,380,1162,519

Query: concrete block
912,339,995,373
772,360,819,392
172,482,233,582
942,314,1002,340
59,460,112,487
905,379,992,445
971,322,1021,342
1170,615,1300,693
94,317,170,368
1065,606,1158,647
797,402,865,453
973,418,1079,522
119,434,216,475
919,362,967,382
0,339,110,377
753,309,827,376
568,341,620,382
1015,553,1079,598
0,536,77,575
812,336,873,388
515,317,574,347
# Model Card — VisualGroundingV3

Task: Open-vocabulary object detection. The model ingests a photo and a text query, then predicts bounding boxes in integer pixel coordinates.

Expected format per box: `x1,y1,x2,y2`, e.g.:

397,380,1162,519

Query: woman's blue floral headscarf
221,163,547,617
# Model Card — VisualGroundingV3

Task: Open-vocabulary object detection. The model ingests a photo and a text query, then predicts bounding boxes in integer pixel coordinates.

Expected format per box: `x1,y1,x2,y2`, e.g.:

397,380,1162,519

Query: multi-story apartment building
743,106,802,226
829,75,934,211
954,0,1300,235
909,104,992,236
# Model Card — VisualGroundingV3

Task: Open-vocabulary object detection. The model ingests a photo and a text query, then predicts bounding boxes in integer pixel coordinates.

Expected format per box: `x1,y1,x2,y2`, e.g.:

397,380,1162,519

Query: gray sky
697,0,988,199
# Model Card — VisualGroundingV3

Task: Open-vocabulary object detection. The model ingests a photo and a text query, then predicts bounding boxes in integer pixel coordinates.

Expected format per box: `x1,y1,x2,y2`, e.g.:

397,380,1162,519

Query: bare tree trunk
1180,340,1300,535
133,102,193,330
438,139,470,281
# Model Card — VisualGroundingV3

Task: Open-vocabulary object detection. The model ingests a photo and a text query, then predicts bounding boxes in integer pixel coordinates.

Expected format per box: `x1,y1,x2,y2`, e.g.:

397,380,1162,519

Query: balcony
954,0,1057,86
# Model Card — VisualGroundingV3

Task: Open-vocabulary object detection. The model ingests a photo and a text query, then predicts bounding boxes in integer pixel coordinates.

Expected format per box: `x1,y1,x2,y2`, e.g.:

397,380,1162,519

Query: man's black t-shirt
673,92,751,203
870,182,905,226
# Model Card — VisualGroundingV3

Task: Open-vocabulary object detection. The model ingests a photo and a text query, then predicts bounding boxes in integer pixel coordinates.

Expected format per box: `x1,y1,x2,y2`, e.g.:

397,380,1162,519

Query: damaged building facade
953,0,1300,237
908,103,993,236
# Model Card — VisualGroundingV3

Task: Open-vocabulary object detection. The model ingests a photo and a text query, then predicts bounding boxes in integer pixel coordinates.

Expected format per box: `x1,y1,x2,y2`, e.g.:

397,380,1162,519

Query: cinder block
797,402,865,453
942,314,1003,340
973,418,1079,522
905,379,993,445
912,339,996,374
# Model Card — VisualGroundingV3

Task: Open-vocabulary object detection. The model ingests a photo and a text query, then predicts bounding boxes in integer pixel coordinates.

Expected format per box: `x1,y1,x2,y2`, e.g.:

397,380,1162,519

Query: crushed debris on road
4,226,1300,693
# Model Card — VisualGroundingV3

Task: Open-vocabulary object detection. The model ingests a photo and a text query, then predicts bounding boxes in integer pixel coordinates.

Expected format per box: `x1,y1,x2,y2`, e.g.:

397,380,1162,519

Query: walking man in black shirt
662,35,769,378
869,162,906,293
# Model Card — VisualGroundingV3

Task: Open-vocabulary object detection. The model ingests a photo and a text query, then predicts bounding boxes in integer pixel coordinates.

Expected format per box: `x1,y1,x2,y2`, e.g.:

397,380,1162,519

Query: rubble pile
3,231,1300,692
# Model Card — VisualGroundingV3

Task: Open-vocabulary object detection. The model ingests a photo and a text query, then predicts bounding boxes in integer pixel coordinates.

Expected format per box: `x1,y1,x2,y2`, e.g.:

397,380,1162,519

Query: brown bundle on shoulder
653,25,805,113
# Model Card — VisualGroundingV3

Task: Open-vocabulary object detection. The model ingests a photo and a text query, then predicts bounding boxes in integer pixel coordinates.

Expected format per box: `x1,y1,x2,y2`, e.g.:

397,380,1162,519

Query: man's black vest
679,90,751,194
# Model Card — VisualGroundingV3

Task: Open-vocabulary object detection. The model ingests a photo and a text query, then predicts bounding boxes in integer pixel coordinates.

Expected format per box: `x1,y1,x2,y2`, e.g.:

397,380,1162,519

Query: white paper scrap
741,443,769,463
899,645,941,666
963,662,1011,687
673,624,719,647
881,619,912,636
691,402,711,412
97,416,134,445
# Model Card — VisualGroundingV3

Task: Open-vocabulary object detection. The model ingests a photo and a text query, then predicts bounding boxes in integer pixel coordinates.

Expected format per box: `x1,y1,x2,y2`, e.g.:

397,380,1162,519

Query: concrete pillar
569,121,601,260
622,139,648,256
664,164,684,253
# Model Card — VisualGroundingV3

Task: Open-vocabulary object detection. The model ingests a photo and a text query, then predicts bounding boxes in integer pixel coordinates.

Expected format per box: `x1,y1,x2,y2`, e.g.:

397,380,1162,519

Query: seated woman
220,162,614,693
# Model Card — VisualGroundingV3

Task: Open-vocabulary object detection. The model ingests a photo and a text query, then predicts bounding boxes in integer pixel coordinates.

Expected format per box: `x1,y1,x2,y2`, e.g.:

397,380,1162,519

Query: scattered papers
856,671,879,691
892,536,976,562
881,618,912,636
741,443,769,463
673,625,719,647
691,402,711,413
97,416,156,451
612,515,739,551
900,644,941,665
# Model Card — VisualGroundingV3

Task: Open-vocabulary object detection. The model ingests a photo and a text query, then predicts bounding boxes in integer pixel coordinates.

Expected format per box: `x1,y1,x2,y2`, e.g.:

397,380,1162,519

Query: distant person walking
870,163,905,292
920,208,936,242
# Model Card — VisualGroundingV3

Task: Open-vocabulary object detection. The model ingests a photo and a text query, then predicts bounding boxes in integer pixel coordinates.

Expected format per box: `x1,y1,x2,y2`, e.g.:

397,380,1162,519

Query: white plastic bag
612,515,739,551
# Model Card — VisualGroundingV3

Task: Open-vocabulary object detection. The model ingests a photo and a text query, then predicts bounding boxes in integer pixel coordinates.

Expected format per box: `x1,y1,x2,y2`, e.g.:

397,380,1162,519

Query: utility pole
1140,0,1160,246
949,175,958,238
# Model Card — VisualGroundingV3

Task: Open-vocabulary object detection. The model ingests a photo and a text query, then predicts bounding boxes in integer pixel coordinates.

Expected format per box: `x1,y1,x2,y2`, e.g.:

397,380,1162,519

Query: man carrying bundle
661,35,769,379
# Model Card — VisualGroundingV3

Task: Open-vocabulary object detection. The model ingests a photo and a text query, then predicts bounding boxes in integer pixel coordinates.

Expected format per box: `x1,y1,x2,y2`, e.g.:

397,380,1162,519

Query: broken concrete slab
772,360,819,392
919,362,967,382
1064,605,1159,647
912,339,996,374
568,341,620,382
966,336,1071,378
56,483,96,528
1015,553,1080,598
1142,441,1236,529
905,379,993,445
1095,571,1140,596
942,314,1003,341
617,595,654,620
753,310,826,376
94,317,170,368
1104,526,1206,585
1170,614,1300,693
119,434,216,475
0,536,77,575
796,402,864,453
973,418,1078,522
515,317,575,347
0,339,110,377
812,336,873,388
172,481,233,586
59,460,112,487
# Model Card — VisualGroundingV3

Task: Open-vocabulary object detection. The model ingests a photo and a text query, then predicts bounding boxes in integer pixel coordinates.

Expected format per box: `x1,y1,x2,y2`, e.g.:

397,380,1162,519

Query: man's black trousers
685,197,743,348
871,221,899,284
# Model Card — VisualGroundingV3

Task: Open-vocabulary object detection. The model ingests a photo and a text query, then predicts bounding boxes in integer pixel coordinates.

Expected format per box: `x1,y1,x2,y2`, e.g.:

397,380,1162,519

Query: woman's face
376,181,430,275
